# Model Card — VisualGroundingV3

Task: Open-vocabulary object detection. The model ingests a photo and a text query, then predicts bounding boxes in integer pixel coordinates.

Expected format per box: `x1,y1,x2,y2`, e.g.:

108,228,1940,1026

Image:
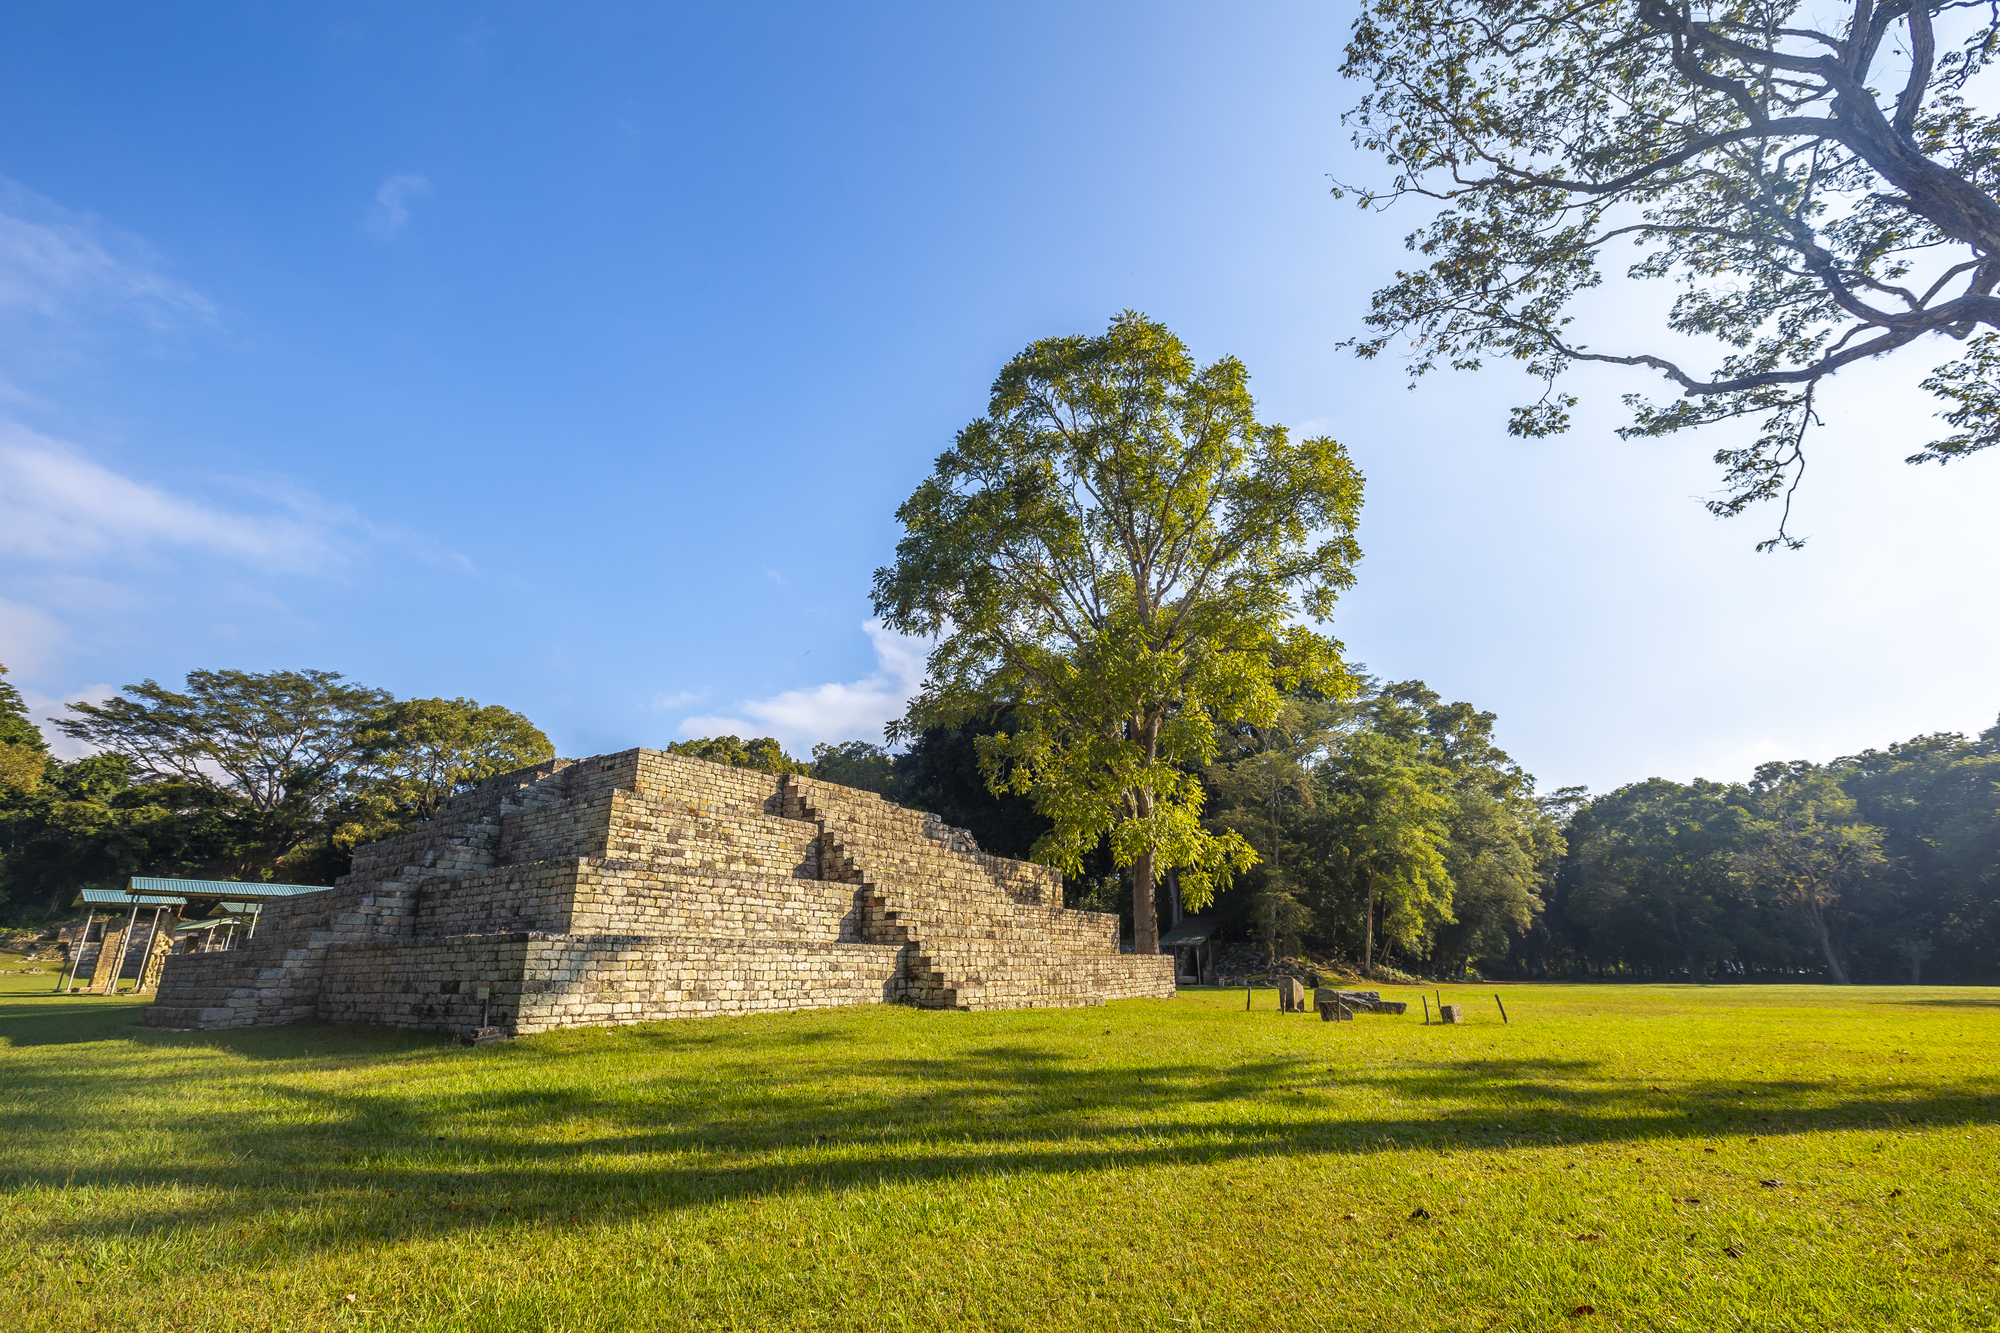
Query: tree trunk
1133,847,1159,956
1363,872,1376,978
1807,900,1850,984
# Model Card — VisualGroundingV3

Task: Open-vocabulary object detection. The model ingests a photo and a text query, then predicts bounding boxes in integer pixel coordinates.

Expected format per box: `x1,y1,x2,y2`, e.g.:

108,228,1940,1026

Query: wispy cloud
364,173,432,238
0,425,348,572
0,176,213,331
0,424,464,575
680,620,928,752
0,597,66,676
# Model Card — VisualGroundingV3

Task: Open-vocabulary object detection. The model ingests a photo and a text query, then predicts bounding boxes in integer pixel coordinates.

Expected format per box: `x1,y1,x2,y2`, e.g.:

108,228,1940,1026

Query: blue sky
1,1,1995,795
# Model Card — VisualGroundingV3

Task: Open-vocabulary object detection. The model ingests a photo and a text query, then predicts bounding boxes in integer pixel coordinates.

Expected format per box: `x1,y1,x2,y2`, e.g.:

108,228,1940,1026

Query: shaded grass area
0,956,1995,1331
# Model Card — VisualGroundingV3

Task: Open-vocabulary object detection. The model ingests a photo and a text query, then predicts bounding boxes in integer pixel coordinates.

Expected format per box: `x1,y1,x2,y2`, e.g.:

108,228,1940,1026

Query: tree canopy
665,735,808,775
0,667,555,914
1339,0,2000,546
358,697,555,822
873,311,1364,953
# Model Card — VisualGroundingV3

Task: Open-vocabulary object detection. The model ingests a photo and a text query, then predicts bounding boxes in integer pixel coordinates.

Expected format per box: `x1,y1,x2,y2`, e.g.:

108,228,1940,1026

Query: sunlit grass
0,952,1994,1331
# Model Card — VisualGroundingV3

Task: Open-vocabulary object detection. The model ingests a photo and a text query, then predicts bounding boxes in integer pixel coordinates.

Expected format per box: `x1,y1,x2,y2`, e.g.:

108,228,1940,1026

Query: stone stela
145,749,1176,1036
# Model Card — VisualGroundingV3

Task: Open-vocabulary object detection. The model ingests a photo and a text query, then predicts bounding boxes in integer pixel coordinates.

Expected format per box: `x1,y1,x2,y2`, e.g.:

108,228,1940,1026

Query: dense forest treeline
3,663,1995,983
809,686,2000,986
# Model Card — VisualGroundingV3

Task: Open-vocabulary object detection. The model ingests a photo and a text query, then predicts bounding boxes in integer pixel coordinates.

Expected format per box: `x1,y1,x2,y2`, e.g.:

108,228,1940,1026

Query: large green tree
1339,0,2000,547
357,697,555,821
874,312,1364,953
0,665,47,795
1315,730,1456,976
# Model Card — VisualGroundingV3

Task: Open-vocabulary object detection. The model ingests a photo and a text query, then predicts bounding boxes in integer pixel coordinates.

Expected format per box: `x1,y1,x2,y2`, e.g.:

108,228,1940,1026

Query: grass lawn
0,955,1994,1331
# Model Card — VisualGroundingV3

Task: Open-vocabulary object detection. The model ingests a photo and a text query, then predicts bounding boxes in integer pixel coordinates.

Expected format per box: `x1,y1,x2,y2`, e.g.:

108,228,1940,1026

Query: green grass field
0,955,1994,1332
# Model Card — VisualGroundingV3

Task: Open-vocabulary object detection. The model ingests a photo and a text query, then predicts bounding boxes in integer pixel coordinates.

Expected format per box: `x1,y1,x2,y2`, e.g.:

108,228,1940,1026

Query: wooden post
1422,996,1431,1025
1245,979,1252,1011
102,901,141,994
1494,993,1509,1024
57,911,93,993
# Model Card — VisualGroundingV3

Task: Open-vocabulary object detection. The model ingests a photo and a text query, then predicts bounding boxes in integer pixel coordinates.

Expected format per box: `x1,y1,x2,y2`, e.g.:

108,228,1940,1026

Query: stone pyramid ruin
145,748,1175,1035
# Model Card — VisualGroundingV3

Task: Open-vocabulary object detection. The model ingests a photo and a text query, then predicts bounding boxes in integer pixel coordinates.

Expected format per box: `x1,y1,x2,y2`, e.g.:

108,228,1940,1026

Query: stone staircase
784,774,1172,1010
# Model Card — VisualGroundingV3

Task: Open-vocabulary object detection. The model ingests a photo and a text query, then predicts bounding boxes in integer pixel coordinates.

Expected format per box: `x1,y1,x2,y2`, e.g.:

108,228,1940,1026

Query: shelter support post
57,911,93,993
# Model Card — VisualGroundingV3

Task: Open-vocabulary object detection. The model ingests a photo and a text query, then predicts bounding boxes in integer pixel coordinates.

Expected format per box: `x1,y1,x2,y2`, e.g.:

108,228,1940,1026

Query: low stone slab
1315,987,1408,1015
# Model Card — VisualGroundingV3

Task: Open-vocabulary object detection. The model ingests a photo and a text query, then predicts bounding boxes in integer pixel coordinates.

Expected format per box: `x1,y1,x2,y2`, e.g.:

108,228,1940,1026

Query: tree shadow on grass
0,992,447,1058
1899,995,2000,1009
4,1015,1996,1258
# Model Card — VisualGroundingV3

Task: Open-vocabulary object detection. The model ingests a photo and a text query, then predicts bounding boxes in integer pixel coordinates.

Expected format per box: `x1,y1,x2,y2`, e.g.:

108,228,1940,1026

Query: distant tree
357,697,555,821
666,735,808,775
0,665,47,795
0,755,253,914
1315,731,1456,976
1340,0,2000,546
875,311,1364,954
1742,761,1888,984
808,741,899,795
1835,722,2000,981
889,714,1051,863
55,669,391,866
1204,697,1337,963
1564,778,1755,980
1360,682,1561,972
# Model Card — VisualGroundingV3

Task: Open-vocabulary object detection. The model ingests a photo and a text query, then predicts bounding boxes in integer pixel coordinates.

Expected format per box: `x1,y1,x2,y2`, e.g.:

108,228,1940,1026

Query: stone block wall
513,935,905,1030
147,746,1174,1036
564,860,861,942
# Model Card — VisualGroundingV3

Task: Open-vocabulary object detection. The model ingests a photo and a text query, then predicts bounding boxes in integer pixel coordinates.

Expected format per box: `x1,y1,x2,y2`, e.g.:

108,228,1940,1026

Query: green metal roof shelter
58,878,332,994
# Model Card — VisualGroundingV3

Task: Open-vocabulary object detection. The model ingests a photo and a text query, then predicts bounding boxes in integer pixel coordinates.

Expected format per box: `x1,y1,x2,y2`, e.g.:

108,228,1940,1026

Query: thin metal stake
1494,993,1509,1024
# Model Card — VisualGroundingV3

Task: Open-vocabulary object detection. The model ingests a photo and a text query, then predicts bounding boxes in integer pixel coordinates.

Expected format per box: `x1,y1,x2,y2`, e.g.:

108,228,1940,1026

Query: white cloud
680,619,929,752
363,173,432,238
0,177,213,330
650,690,700,710
17,682,114,760
0,597,67,676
